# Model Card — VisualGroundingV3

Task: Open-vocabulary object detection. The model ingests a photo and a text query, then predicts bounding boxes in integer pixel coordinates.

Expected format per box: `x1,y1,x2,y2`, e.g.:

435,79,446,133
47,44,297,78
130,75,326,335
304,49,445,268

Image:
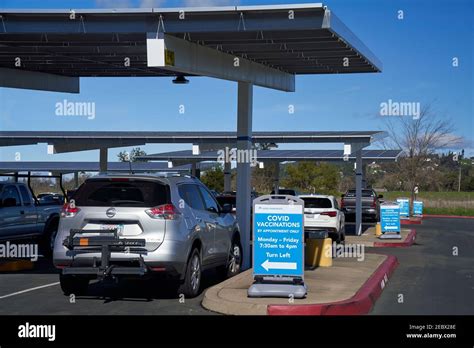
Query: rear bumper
62,265,147,276
54,235,189,278
58,260,184,278
343,208,377,216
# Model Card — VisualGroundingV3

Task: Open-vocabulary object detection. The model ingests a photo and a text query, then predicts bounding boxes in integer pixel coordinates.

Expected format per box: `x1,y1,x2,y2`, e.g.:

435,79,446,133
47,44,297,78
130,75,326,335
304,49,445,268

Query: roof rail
94,171,197,179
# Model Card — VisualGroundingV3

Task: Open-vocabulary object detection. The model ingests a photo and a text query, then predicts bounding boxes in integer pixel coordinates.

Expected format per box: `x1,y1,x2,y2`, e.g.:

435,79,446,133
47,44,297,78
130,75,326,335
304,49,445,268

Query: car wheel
340,225,346,243
59,274,89,296
219,239,242,279
40,221,58,259
178,249,202,298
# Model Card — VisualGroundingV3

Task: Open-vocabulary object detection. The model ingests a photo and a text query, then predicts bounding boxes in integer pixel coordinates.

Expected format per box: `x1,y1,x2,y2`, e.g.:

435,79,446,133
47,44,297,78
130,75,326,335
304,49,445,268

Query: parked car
37,193,65,206
53,174,242,298
215,191,259,215
0,182,61,257
340,188,383,222
271,188,299,196
299,194,345,243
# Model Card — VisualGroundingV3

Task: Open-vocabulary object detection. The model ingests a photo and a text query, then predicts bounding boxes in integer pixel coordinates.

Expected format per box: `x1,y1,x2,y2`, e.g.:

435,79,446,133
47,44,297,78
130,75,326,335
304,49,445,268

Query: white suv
299,195,345,243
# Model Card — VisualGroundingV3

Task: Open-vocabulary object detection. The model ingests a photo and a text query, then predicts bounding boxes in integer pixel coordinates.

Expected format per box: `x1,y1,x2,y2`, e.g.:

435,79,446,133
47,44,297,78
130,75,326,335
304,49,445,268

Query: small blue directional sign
380,203,401,233
396,198,410,218
253,203,304,277
413,201,423,216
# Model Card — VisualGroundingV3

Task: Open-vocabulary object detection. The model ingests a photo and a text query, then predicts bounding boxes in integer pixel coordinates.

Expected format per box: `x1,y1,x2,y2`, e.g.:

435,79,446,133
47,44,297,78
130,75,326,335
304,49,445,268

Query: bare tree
380,103,463,213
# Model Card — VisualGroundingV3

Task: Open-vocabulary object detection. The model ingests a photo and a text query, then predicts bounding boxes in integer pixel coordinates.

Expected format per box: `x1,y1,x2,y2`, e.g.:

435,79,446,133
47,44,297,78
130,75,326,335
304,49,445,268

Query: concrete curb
0,259,34,272
373,229,416,248
267,255,399,315
423,214,474,219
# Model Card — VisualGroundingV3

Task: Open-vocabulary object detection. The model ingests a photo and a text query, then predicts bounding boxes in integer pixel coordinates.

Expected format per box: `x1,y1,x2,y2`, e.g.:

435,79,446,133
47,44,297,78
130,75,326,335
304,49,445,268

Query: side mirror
207,206,218,214
220,204,232,214
378,194,384,199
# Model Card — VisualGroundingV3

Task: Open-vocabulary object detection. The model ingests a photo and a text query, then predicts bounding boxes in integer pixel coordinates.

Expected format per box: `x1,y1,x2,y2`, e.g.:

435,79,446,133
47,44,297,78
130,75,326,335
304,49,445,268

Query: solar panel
0,131,386,150
0,162,192,173
0,4,381,77
137,149,403,162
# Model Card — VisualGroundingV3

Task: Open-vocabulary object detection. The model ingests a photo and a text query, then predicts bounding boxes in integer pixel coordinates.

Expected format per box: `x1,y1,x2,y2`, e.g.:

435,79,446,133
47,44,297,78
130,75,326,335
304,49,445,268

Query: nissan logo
106,208,116,218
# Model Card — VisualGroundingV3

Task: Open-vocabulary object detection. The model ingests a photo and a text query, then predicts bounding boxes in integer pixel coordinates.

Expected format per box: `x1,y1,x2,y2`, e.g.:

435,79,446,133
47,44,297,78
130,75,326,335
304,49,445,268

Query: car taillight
321,211,337,217
61,202,80,218
146,204,181,220
372,197,377,208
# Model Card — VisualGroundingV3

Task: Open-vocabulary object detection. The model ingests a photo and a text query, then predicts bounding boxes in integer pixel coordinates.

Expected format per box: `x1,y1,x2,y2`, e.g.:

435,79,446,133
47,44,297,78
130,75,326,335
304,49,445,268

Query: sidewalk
345,227,416,247
202,253,398,315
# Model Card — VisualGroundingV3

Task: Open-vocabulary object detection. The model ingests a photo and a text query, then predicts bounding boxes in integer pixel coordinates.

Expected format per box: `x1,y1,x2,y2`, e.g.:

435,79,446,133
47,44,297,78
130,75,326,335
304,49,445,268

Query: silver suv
53,173,241,297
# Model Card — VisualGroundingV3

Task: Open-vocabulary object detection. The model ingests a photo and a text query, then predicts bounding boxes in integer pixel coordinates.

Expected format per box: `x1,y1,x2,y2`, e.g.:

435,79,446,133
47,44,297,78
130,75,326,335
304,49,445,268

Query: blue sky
0,0,472,163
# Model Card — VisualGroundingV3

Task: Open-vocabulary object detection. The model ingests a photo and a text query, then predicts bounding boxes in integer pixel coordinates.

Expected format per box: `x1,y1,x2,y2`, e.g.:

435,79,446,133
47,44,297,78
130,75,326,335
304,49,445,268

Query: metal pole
58,174,67,198
355,150,363,236
99,148,108,172
362,163,367,189
224,161,232,192
236,82,253,270
191,162,197,177
273,162,280,193
74,172,79,188
27,171,39,205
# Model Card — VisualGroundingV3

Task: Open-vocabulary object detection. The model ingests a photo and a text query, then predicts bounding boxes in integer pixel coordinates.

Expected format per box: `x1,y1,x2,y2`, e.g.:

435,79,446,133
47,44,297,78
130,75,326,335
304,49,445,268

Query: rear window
73,179,170,207
271,189,296,195
345,190,375,198
302,197,333,209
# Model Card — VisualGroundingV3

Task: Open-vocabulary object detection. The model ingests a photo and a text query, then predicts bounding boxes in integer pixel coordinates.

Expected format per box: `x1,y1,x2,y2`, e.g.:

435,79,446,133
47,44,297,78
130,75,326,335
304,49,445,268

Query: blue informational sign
253,203,304,277
380,204,401,233
413,201,423,215
396,198,410,218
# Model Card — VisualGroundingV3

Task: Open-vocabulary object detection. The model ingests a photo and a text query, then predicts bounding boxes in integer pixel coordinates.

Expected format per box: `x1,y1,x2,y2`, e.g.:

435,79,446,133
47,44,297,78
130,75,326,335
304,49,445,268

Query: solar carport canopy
0,3,381,81
137,149,403,162
0,131,386,153
0,161,192,174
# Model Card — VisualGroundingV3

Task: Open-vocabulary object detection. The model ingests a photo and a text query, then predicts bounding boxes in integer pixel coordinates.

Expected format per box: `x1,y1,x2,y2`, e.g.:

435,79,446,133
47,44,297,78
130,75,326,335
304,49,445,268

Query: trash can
305,230,332,269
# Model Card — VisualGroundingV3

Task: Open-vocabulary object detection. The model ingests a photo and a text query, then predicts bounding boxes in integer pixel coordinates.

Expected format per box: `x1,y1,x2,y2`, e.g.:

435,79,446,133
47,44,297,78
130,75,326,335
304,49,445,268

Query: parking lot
0,217,471,315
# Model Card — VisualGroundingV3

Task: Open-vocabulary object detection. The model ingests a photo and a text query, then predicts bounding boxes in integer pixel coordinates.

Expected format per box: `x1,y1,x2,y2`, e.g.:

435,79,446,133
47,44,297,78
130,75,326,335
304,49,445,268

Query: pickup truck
0,182,61,258
340,189,383,222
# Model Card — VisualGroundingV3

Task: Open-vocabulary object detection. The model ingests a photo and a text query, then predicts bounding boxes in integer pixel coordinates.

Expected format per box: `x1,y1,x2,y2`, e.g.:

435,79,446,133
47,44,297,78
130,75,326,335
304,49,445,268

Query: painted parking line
0,282,60,300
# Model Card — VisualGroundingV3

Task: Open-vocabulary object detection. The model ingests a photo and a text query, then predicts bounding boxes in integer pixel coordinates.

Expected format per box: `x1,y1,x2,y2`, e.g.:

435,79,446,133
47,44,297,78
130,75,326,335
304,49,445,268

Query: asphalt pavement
0,217,472,315
370,217,474,314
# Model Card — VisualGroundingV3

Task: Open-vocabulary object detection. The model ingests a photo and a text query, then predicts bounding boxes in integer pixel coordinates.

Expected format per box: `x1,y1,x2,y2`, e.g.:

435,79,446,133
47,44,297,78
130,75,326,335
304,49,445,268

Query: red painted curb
267,255,399,316
423,214,474,219
401,218,422,225
373,229,416,248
